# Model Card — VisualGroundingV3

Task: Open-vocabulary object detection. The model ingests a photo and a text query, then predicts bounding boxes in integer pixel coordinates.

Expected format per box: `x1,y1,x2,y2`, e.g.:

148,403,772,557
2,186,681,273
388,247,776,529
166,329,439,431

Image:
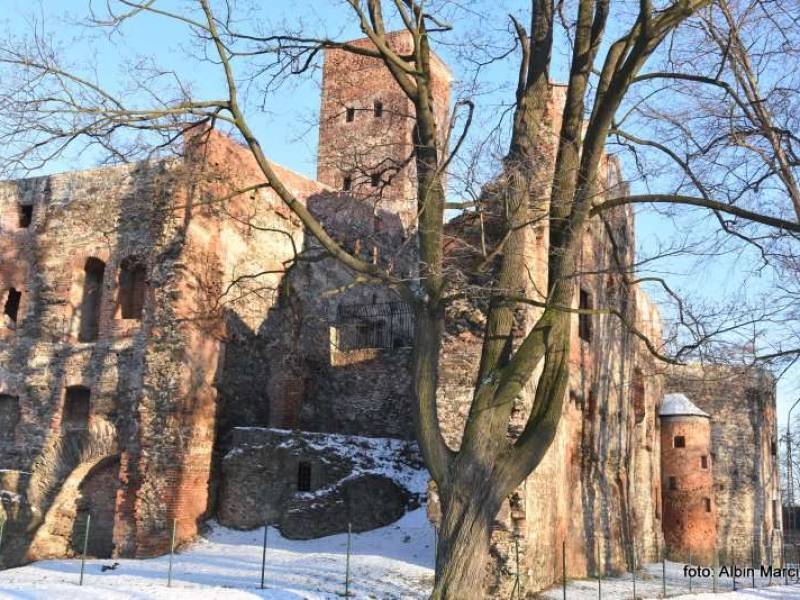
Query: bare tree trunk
432,471,504,599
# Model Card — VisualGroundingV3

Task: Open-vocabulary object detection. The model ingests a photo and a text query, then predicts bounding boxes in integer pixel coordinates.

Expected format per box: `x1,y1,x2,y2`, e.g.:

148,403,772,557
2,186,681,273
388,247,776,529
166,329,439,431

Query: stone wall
218,428,426,538
664,365,782,564
0,129,314,564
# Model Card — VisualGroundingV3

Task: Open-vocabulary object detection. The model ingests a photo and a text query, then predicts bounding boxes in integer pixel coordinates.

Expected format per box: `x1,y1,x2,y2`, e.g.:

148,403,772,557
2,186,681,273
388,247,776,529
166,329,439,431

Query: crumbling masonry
0,31,781,596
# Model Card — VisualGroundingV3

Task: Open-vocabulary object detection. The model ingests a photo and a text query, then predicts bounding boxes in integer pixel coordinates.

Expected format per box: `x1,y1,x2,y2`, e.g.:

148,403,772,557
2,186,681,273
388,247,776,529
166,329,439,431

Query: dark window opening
3,288,21,325
701,455,708,469
18,204,33,228
118,258,146,319
78,258,106,342
63,386,90,431
632,368,645,424
371,173,380,187
345,107,355,122
335,301,414,351
343,174,353,191
772,441,777,456
668,476,677,490
297,461,312,492
673,435,686,448
0,394,20,441
704,497,712,512
373,100,383,118
578,288,592,342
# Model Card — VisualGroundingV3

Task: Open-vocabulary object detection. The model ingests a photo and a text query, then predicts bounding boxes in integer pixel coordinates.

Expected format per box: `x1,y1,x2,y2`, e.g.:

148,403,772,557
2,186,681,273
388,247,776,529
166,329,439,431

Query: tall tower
660,393,716,563
317,31,451,236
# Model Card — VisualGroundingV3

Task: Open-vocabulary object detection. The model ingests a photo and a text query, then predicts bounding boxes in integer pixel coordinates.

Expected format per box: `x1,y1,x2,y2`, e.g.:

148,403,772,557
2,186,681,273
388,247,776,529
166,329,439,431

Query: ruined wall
664,365,781,564
0,129,316,564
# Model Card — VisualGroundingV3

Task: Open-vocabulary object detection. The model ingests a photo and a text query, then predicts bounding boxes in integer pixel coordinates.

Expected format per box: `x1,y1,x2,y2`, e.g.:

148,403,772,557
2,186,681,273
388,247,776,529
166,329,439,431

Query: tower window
579,288,592,342
673,435,685,448
297,461,312,492
371,173,380,187
343,174,353,191
704,498,712,512
3,288,21,325
63,386,90,431
78,258,106,342
118,257,146,319
373,100,383,118
18,204,33,228
772,441,777,456
345,107,355,122
668,476,677,490
701,455,708,469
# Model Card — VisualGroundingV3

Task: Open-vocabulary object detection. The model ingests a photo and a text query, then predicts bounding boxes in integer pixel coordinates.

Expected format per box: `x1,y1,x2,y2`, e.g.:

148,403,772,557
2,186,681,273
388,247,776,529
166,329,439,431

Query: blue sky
5,0,798,426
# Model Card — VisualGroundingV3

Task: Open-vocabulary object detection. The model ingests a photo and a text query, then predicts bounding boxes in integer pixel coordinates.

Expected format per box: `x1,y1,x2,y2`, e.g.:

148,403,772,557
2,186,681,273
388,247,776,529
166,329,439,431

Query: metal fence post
79,514,90,586
661,547,666,599
167,518,177,588
514,535,521,600
632,542,636,600
752,541,756,588
597,538,601,599
562,539,566,600
713,547,718,593
345,522,352,597
260,523,268,589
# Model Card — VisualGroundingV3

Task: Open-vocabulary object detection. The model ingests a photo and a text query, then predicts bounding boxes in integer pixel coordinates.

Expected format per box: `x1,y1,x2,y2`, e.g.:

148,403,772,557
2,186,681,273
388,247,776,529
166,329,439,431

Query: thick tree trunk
432,472,504,599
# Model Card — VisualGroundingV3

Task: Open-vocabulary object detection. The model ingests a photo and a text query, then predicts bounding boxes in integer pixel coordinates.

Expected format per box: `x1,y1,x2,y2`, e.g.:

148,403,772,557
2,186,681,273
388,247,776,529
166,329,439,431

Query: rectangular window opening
673,435,686,448
4,288,21,325
704,497,712,512
297,461,312,492
579,288,592,342
772,441,777,456
701,455,708,469
343,174,352,191
118,258,147,319
18,204,33,228
668,476,677,491
371,173,380,187
373,100,383,118
345,107,355,122
63,386,90,431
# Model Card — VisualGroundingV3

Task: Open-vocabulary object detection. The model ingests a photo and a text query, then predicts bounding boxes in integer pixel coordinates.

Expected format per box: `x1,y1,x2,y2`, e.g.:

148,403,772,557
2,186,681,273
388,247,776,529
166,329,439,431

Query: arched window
79,258,106,342
118,257,146,319
63,385,91,431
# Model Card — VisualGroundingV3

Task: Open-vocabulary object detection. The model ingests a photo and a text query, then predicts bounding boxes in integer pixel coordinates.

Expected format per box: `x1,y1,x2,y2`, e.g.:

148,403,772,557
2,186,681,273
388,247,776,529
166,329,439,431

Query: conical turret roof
659,393,710,418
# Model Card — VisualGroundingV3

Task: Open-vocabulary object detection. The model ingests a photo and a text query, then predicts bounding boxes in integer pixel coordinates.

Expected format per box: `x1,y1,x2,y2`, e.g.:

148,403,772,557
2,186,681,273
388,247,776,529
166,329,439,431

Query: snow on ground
539,559,800,599
0,509,435,599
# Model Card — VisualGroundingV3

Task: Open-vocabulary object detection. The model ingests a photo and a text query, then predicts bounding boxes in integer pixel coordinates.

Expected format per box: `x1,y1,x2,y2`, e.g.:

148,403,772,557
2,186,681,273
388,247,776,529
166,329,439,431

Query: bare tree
3,1,800,597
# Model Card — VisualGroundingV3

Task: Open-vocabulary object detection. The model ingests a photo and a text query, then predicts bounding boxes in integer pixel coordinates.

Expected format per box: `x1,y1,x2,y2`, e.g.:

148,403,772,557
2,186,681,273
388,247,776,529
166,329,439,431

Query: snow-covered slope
0,509,435,599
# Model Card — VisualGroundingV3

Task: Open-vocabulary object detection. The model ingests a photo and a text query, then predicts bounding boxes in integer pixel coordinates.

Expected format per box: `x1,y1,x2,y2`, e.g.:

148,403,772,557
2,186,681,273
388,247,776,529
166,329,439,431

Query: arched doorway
71,456,120,557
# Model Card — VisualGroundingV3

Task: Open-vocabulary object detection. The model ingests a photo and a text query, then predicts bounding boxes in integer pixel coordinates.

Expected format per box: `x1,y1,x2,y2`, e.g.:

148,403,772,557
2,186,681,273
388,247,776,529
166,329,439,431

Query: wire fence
3,511,800,598
0,514,438,597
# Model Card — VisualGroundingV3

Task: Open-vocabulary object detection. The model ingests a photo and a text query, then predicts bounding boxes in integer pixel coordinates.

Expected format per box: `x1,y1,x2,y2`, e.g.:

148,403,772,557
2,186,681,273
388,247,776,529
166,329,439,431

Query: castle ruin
0,31,782,596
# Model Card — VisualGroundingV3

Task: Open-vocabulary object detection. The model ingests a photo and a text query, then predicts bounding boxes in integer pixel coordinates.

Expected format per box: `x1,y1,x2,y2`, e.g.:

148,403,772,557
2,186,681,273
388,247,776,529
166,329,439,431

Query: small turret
659,393,716,563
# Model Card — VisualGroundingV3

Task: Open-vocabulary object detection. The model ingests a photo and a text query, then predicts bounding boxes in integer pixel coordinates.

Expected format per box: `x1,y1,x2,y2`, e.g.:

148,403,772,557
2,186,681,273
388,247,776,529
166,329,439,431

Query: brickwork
665,365,781,565
660,413,716,563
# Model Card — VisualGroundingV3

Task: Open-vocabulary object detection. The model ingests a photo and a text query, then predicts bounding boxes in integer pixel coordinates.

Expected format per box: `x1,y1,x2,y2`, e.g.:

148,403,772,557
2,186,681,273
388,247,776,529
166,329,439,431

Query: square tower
317,31,451,235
